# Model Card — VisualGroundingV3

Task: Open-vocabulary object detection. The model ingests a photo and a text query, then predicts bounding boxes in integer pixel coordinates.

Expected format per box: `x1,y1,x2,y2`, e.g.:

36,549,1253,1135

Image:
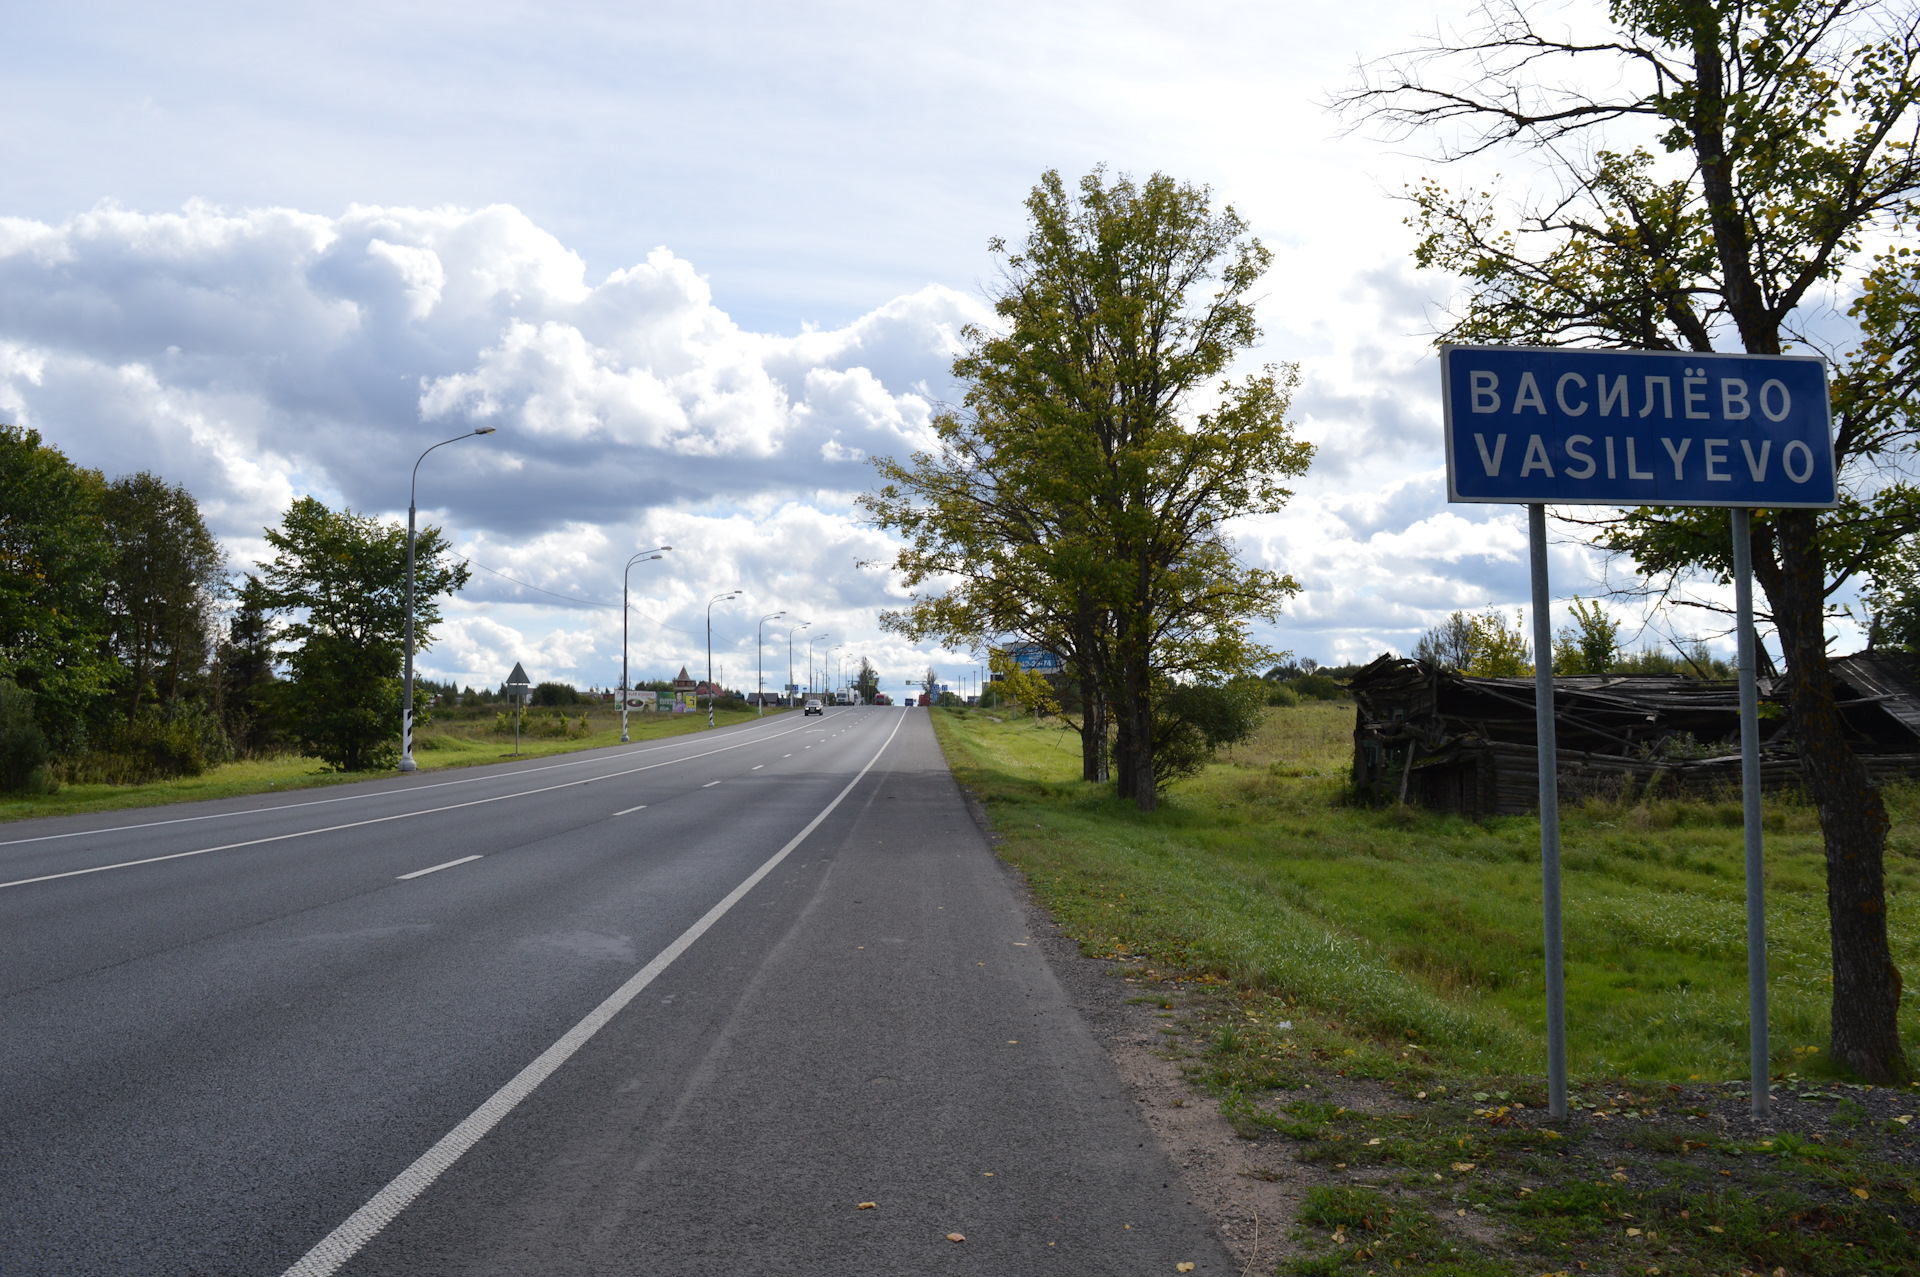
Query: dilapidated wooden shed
1347,651,1920,818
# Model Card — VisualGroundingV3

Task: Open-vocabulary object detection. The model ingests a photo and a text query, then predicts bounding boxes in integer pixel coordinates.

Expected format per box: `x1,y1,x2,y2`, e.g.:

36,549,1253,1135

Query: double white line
281,707,906,1276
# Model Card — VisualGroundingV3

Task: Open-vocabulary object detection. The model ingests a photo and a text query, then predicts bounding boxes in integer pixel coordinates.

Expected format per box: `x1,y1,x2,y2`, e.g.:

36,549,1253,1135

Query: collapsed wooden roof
1347,650,1920,763
1347,651,1920,815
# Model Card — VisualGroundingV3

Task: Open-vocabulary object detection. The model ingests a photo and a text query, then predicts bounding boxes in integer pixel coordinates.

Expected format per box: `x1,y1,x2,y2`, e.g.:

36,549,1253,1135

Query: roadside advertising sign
1439,344,1837,1123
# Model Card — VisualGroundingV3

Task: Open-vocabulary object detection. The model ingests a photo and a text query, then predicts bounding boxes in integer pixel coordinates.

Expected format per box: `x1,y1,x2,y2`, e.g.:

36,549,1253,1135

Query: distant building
672,666,696,695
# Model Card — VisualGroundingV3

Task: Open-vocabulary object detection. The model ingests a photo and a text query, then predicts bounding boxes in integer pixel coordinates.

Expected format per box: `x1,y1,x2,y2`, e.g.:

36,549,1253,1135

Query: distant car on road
804,698,824,716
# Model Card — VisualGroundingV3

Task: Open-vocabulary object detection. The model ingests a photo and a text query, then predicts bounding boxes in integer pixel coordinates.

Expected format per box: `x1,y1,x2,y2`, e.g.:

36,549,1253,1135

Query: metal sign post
1442,345,1837,1122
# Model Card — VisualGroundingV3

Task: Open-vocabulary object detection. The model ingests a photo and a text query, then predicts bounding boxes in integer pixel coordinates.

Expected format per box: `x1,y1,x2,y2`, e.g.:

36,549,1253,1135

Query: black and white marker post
1442,345,1837,1121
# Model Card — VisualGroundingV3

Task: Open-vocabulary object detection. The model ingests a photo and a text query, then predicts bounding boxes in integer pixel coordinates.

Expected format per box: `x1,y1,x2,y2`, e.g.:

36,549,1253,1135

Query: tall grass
932,703,1919,1081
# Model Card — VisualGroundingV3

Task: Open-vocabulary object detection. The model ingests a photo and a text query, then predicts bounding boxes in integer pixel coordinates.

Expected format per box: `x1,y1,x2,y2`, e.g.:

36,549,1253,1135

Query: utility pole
620,547,671,741
400,427,495,773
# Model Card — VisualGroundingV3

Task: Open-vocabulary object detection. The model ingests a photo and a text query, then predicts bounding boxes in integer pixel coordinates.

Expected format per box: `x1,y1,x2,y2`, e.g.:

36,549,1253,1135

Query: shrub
1266,683,1300,707
61,700,233,785
1154,681,1268,783
1289,672,1346,701
531,681,582,707
0,679,49,791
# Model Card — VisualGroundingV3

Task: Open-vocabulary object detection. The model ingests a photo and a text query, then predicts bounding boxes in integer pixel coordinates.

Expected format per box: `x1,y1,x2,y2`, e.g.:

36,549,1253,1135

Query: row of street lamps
397,428,867,773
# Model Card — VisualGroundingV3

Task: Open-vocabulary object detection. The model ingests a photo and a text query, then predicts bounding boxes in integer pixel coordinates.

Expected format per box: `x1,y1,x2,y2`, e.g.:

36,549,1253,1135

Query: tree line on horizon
0,423,469,786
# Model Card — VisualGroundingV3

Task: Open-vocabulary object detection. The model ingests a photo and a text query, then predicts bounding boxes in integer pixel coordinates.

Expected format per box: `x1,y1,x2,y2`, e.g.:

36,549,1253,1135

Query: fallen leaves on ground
1177,1265,1196,1273
856,1202,876,1210
947,1232,965,1243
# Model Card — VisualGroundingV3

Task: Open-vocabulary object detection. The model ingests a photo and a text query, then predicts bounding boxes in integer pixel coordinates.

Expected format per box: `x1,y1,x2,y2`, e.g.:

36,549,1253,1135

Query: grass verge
930,703,1920,1275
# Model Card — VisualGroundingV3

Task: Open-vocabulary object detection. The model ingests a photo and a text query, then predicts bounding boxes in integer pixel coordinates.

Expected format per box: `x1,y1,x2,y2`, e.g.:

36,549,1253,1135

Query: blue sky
0,1,1812,690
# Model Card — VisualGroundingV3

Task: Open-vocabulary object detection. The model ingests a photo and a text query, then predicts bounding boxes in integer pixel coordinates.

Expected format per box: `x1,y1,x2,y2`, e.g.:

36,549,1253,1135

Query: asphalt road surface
0,706,1231,1274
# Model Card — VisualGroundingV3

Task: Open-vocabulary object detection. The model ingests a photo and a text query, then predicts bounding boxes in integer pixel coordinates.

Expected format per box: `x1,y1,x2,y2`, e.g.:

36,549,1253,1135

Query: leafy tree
1345,0,1920,1081
1413,611,1477,669
1153,679,1266,785
1553,597,1623,675
853,657,880,704
865,169,1311,809
256,497,469,771
0,678,48,791
0,425,115,752
1465,609,1533,676
530,681,582,707
101,472,226,722
214,575,282,755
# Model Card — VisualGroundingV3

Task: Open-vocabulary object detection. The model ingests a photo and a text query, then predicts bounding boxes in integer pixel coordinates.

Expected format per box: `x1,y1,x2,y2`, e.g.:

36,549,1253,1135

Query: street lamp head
659,545,673,552
472,427,497,435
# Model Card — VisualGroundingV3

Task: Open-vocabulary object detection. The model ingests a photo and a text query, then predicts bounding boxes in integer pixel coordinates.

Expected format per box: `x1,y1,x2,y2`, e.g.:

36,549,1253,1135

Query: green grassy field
931,701,1920,1082
0,704,785,824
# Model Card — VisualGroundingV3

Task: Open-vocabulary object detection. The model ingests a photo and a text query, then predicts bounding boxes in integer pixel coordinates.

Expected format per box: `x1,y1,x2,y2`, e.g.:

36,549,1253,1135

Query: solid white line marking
702,780,721,787
0,716,814,850
0,726,811,893
279,708,907,1277
397,855,482,880
614,805,648,816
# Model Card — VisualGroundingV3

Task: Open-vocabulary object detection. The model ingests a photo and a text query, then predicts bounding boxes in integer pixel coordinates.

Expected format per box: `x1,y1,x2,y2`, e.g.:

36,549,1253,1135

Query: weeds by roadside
929,703,1920,1274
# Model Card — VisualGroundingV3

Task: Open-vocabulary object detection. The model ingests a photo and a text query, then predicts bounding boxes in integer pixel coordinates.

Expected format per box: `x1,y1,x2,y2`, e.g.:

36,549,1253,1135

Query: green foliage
101,471,226,721
863,167,1311,803
1462,609,1532,677
1287,672,1346,701
255,497,469,771
0,678,49,792
1553,596,1622,676
0,424,116,752
216,576,283,755
1414,608,1533,676
530,681,582,707
63,700,233,784
1153,680,1267,785
931,705,1920,1080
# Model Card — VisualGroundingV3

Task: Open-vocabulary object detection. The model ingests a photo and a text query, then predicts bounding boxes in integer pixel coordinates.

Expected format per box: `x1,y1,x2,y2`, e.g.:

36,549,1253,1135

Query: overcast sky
0,0,1819,692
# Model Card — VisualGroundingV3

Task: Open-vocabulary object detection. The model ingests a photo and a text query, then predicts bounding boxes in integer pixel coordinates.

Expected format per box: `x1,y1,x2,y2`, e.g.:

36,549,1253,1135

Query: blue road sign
1442,345,1836,508
1004,643,1064,673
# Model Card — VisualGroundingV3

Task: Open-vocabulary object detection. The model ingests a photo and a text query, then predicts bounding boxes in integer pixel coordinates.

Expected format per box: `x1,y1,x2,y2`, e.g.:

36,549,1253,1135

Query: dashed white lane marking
0,716,814,850
614,805,648,816
1,727,811,893
702,781,722,788
751,765,763,770
279,708,908,1277
397,855,482,881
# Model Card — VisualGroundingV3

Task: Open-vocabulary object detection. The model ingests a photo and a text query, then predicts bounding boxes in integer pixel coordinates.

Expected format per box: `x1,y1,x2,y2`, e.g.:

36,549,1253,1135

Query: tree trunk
1114,704,1135,799
1773,510,1910,1083
1079,679,1109,783
1124,649,1156,812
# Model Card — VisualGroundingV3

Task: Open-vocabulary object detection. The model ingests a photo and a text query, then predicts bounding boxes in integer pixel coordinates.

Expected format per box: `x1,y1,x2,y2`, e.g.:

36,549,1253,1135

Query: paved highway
0,707,1230,1274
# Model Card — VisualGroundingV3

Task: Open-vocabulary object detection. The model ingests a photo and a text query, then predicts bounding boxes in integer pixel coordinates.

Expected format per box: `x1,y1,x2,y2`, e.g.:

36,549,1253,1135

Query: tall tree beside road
867,169,1311,809
0,425,114,753
101,472,226,723
1342,0,1920,1079
256,497,469,771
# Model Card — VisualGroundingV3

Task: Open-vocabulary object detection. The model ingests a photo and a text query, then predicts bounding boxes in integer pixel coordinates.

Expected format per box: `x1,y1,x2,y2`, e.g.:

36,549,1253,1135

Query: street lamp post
620,546,673,742
786,621,809,708
808,633,829,699
400,426,496,774
756,610,786,716
707,591,741,728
